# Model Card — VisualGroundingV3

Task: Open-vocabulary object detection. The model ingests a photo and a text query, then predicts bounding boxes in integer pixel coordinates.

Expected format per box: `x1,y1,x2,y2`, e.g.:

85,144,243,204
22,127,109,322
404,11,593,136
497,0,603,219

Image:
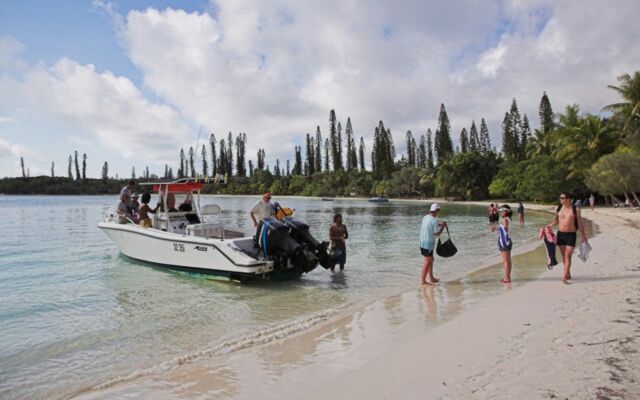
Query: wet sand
76,204,640,400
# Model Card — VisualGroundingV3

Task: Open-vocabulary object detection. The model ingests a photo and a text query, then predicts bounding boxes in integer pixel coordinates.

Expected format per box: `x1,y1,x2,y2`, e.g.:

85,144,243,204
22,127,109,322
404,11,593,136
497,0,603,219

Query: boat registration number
173,243,185,252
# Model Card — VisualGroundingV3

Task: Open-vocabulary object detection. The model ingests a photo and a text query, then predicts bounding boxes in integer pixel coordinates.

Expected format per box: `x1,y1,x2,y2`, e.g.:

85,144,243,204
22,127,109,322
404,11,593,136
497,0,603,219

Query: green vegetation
6,71,640,204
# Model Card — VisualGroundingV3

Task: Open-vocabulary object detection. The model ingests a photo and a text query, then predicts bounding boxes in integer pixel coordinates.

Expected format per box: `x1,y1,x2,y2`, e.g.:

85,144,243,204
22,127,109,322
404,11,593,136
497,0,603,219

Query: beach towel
578,241,592,262
538,227,558,269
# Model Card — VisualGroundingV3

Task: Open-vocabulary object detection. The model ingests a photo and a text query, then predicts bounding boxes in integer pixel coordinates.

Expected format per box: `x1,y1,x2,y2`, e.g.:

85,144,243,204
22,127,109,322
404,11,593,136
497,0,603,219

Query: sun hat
498,204,511,212
430,203,441,212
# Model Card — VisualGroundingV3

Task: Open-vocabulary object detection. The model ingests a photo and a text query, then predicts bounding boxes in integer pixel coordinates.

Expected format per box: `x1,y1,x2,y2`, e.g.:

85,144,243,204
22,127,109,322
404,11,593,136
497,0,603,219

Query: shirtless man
548,192,588,284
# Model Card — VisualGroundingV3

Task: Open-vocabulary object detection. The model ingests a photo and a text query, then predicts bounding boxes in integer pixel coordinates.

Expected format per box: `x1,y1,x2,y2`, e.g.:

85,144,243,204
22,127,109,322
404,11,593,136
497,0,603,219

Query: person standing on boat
117,180,137,223
250,190,275,227
329,213,349,272
419,203,447,286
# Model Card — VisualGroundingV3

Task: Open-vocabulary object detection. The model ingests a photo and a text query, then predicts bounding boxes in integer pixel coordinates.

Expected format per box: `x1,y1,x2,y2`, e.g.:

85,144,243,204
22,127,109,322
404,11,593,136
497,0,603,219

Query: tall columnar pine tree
68,155,73,179
337,122,343,170
459,128,469,153
209,134,218,177
275,159,281,177
102,162,108,180
539,91,554,134
294,146,303,175
324,138,330,171
469,121,479,152
358,137,365,171
82,153,87,180
315,126,322,173
218,140,226,176
74,150,80,180
406,130,417,166
350,137,357,170
418,134,427,168
179,148,186,177
286,159,290,176
145,166,149,179
248,160,254,177
227,132,234,175
479,118,492,155
520,114,531,159
345,118,354,171
201,145,208,177
257,149,265,170
168,167,173,179
501,112,516,159
235,133,247,176
164,164,169,179
426,129,435,170
434,104,454,164
51,161,55,178
305,133,315,176
188,147,195,177
20,157,25,178
131,166,136,179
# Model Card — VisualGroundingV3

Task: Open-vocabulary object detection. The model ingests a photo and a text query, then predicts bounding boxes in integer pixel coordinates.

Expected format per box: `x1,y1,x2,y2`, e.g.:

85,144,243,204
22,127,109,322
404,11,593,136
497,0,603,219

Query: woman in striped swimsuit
491,204,513,283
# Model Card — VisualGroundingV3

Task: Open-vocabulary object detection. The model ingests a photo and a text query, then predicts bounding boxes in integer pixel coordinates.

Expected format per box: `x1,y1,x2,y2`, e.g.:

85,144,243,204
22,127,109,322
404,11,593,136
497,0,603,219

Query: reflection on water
0,195,554,400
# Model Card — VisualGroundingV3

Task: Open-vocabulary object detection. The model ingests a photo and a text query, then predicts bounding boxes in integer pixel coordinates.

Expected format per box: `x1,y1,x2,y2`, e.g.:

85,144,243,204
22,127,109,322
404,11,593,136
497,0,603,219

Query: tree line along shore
5,72,639,204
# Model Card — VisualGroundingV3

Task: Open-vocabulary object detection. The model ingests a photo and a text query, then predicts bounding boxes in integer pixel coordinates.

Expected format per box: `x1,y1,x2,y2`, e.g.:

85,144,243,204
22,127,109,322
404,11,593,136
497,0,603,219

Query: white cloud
0,138,27,159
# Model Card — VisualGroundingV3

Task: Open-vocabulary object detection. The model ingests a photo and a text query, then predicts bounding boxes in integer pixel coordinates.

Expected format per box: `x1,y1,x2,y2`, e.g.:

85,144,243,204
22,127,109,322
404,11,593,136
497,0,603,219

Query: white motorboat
99,180,334,281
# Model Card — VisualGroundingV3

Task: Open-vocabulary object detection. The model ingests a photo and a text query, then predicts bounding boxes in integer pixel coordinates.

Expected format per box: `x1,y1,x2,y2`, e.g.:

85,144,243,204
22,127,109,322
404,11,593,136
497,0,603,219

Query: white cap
430,203,441,212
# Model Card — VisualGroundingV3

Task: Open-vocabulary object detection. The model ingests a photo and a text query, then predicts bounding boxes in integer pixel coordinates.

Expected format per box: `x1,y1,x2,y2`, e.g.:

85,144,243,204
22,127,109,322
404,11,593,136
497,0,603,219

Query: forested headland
3,72,639,204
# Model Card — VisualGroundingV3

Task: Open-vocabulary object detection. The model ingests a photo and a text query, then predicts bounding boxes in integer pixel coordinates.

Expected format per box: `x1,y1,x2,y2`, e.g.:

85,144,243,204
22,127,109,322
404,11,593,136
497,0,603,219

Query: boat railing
102,205,137,225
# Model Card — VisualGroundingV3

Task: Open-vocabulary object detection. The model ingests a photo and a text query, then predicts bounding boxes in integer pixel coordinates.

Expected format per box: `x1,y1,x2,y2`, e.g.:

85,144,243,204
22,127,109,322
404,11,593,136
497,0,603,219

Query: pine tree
418,134,427,168
168,167,173,179
145,166,149,179
82,153,87,180
324,138,330,171
235,133,246,176
520,114,531,159
426,129,434,170
315,126,322,173
337,121,343,170
501,112,515,158
179,148,185,177
68,155,73,179
20,157,25,178
305,133,315,176
226,132,233,175
131,166,136,179
187,147,194,177
257,149,265,170
406,130,417,166
469,121,479,152
294,146,303,175
345,118,353,171
248,160,254,177
434,104,454,163
286,159,290,176
102,162,108,180
359,137,365,170
539,91,554,134
209,134,217,177
329,109,338,171
51,161,55,178
74,150,80,180
459,128,469,153
218,140,226,176
275,159,281,177
201,144,208,177
479,118,492,155
164,164,169,178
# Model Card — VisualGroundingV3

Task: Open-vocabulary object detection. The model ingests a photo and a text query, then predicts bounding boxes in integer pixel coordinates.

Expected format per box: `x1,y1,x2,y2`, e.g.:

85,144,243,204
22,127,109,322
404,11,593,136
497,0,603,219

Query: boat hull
98,222,285,280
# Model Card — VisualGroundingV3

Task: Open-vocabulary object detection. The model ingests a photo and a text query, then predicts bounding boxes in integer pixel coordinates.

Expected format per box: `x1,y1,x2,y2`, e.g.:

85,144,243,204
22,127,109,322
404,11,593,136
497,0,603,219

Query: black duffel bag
436,225,457,258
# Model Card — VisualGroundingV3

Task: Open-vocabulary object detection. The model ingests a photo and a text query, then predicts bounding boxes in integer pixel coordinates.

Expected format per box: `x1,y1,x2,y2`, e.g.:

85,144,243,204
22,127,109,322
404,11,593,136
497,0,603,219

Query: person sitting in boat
137,193,158,228
250,190,275,227
178,193,193,212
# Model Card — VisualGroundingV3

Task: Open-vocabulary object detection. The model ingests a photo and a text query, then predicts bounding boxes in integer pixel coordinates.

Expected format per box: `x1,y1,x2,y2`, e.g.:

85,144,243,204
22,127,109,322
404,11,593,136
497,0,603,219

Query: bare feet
567,273,572,280
562,278,570,285
500,278,511,283
420,281,434,287
429,277,440,284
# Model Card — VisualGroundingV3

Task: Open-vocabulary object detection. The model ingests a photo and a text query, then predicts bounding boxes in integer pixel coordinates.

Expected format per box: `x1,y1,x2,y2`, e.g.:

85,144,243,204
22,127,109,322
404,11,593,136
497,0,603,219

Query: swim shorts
498,242,512,252
420,248,434,257
556,231,577,247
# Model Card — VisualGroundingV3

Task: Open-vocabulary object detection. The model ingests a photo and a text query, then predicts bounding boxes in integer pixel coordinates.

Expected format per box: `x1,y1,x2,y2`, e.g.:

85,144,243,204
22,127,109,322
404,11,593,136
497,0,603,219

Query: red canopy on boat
152,183,204,193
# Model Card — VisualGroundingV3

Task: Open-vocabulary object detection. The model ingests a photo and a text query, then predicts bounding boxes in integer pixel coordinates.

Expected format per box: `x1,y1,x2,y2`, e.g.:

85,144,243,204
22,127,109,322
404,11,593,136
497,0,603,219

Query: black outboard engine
282,217,335,270
256,218,318,273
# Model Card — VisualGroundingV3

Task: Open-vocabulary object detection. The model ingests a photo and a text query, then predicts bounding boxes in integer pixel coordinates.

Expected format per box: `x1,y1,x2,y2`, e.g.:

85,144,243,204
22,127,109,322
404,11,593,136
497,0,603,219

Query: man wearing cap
419,203,447,286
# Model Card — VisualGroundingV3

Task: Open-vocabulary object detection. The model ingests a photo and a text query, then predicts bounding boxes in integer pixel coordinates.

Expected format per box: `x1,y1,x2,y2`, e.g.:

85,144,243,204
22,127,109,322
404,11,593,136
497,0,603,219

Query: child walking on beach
491,204,513,283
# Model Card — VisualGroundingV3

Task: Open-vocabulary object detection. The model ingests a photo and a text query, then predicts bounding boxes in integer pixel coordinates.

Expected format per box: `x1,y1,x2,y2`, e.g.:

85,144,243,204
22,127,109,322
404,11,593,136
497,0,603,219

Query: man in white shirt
250,191,275,227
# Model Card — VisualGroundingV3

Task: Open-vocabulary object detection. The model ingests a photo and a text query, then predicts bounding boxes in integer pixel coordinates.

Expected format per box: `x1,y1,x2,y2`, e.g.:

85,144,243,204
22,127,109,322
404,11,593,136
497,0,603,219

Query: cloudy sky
1,0,639,178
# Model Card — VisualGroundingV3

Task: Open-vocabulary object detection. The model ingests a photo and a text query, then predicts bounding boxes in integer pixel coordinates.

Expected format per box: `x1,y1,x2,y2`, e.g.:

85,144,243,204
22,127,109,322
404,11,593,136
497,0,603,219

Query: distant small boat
321,197,334,201
368,197,389,203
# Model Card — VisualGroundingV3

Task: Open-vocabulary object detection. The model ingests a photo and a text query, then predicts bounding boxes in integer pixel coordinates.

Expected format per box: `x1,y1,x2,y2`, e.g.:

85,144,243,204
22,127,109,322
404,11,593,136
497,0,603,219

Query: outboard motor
282,217,335,270
256,218,318,273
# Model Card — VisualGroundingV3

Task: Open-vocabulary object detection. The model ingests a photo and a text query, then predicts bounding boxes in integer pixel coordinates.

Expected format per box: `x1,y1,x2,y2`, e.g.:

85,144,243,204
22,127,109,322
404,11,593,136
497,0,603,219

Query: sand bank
77,205,640,400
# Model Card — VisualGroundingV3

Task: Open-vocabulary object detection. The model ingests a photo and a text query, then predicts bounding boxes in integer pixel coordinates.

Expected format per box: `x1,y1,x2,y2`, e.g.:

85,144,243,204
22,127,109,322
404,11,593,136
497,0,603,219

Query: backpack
556,204,579,230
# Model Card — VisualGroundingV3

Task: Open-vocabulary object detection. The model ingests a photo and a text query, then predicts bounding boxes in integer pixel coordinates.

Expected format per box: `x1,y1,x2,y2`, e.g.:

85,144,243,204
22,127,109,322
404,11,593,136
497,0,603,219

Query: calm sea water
0,195,549,400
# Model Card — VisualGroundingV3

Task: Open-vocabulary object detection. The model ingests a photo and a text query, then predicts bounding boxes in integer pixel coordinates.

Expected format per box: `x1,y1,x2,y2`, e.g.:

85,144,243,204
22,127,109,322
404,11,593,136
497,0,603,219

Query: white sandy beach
77,204,640,400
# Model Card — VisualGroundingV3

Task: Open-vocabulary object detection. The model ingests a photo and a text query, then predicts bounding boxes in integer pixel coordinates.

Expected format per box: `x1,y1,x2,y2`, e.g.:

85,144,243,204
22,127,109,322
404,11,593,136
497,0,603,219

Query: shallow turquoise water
0,195,549,399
